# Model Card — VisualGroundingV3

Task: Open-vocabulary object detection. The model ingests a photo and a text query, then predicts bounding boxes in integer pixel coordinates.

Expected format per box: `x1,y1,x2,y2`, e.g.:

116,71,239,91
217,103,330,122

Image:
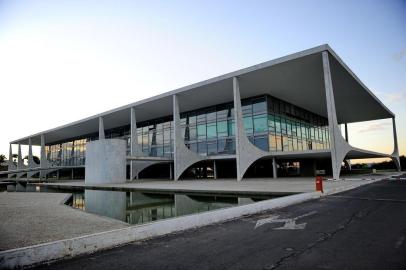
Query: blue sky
0,0,405,161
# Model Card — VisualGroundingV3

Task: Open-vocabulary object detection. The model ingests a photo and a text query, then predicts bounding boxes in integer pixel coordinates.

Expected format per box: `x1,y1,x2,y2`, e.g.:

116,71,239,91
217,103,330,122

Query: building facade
3,45,401,181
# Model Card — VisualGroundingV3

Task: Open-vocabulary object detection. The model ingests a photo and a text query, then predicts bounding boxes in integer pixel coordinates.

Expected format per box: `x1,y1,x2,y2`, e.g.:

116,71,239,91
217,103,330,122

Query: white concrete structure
85,139,126,184
2,44,401,181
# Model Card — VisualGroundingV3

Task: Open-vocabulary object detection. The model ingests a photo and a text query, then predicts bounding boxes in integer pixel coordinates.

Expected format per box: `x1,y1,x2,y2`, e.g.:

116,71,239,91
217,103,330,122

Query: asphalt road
34,176,406,270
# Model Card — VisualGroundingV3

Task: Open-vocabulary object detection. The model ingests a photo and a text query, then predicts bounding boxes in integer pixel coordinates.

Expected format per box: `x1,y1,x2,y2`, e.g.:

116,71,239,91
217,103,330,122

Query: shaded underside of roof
12,44,393,145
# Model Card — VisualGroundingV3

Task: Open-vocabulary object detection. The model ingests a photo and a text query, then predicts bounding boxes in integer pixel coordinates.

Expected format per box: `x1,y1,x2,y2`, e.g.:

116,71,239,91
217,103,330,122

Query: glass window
242,103,252,116
217,121,227,137
207,123,217,139
243,116,253,134
186,126,194,141
253,114,267,133
206,110,216,122
252,99,267,114
198,141,207,156
254,136,268,151
197,124,206,140
282,136,289,151
218,139,227,154
207,141,217,155
228,120,235,136
188,115,196,125
275,116,281,134
269,134,277,152
275,135,282,151
268,114,275,133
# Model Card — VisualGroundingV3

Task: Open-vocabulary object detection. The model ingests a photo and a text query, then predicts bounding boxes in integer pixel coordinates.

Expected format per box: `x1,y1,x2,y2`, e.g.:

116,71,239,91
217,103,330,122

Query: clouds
374,90,406,104
358,122,391,133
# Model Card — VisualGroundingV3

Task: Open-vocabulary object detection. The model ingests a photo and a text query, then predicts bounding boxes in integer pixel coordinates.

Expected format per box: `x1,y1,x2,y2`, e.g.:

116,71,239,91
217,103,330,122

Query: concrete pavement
33,177,406,270
0,193,128,251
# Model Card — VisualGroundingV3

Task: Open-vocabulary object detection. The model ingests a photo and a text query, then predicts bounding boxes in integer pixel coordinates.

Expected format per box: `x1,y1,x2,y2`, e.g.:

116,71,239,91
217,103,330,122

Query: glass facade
46,95,330,166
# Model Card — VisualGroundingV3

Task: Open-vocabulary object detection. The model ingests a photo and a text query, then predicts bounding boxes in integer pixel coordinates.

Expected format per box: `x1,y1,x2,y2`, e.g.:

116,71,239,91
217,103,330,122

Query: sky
0,0,405,163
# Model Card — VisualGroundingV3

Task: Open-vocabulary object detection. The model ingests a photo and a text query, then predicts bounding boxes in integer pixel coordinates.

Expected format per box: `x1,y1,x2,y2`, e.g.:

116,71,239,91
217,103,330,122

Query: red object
316,176,323,193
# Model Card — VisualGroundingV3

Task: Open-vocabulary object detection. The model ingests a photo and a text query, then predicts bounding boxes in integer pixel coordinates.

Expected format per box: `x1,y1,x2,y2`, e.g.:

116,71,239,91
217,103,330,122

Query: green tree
0,154,6,164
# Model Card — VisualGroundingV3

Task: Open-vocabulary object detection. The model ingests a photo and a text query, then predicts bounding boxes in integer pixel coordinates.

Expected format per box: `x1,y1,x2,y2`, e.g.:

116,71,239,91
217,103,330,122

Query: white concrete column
169,163,173,180
172,94,203,180
272,157,277,179
130,107,146,181
391,117,401,171
40,134,47,179
233,77,268,181
213,160,217,179
99,117,105,140
322,51,351,180
28,138,33,167
344,124,352,170
17,144,23,170
40,134,47,168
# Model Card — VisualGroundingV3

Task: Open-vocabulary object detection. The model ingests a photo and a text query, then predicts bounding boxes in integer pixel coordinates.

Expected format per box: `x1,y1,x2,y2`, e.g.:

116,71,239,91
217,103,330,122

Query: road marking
395,236,405,249
254,211,317,230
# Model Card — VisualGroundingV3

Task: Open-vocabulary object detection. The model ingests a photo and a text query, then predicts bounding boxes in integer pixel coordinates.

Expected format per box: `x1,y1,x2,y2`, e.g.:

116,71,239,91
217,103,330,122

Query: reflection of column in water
237,197,254,205
85,190,126,222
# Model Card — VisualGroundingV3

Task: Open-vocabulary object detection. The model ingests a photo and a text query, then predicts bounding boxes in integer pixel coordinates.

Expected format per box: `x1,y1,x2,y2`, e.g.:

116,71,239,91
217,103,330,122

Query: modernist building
3,45,401,181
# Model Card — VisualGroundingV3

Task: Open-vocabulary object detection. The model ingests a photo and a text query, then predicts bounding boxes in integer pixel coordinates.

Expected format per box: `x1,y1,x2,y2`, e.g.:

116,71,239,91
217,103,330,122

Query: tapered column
322,51,351,180
233,77,268,181
28,138,33,167
17,144,23,170
40,135,47,168
99,117,105,140
130,107,143,180
213,160,217,179
344,124,352,170
173,94,203,180
391,117,401,171
272,157,277,179
40,134,47,179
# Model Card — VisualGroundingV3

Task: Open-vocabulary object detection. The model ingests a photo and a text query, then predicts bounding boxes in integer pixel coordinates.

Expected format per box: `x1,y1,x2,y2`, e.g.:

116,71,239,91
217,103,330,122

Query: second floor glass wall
46,94,330,166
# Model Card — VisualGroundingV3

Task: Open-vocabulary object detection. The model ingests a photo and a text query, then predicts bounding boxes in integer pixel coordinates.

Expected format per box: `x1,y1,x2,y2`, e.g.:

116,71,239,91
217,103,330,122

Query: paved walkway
35,173,396,195
0,193,128,251
34,177,406,270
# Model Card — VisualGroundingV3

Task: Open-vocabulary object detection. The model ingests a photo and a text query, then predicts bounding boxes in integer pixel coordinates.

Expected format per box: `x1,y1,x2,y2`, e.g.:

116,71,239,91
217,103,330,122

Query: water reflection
68,190,273,225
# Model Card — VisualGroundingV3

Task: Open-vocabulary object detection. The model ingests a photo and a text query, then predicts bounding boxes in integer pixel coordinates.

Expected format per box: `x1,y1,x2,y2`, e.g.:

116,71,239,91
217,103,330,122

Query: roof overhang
11,44,394,145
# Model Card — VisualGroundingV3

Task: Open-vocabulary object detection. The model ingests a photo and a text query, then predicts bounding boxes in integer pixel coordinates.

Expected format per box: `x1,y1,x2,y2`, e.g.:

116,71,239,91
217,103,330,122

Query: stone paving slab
0,193,128,251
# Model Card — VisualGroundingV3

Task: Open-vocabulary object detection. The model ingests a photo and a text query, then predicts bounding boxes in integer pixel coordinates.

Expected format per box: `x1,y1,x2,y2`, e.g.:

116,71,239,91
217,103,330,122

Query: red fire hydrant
316,176,323,193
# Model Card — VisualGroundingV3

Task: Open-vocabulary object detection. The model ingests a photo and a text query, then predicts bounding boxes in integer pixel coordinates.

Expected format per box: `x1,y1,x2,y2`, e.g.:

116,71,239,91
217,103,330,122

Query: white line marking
254,211,317,230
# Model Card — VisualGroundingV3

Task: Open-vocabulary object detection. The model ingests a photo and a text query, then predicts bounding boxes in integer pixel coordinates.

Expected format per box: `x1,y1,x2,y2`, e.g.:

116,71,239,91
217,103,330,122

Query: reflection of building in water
126,193,175,224
69,191,267,225
175,194,239,216
85,190,126,221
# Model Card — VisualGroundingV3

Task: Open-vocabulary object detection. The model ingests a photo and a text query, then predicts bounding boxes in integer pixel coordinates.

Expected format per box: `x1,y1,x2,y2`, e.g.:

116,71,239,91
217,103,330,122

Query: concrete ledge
0,191,321,269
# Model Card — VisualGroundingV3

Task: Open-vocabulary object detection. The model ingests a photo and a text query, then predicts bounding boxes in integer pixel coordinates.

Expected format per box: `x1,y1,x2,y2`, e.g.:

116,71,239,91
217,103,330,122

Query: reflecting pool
66,190,276,225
